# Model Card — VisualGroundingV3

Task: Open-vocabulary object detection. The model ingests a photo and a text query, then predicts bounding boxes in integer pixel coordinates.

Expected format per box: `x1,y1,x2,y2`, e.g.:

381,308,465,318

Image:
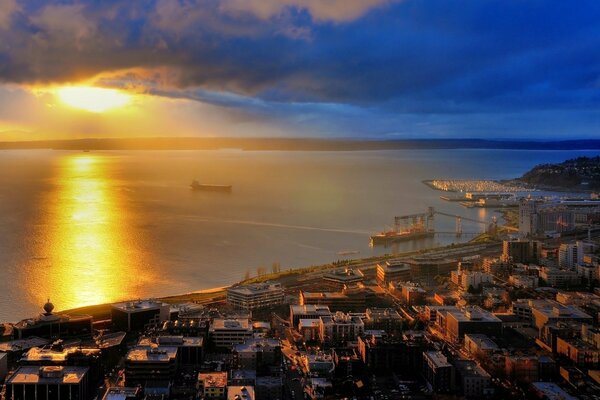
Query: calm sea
0,149,596,321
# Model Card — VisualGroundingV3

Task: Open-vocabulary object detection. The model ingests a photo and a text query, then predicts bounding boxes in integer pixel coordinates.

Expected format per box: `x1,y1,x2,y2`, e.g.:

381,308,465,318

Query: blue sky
0,0,599,139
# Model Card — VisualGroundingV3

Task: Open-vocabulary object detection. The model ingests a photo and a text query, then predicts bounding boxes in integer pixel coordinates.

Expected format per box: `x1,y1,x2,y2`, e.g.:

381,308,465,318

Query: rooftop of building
227,385,254,400
301,291,350,300
7,366,89,385
298,319,321,328
96,332,127,348
464,333,499,350
230,369,257,380
0,337,49,353
531,382,578,400
290,304,331,315
233,338,280,353
227,282,283,296
378,261,410,272
323,268,364,281
198,371,227,388
137,335,203,347
365,308,402,320
453,359,491,378
102,387,140,400
22,345,100,362
126,345,178,362
210,318,251,331
531,301,592,320
424,351,452,368
112,299,168,312
445,307,502,323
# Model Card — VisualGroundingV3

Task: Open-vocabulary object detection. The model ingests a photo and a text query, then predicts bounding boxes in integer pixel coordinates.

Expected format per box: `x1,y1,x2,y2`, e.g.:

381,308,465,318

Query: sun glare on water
56,86,132,113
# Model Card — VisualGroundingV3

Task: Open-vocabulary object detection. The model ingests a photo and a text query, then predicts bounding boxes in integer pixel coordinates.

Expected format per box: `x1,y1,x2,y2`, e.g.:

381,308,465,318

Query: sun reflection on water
29,154,150,311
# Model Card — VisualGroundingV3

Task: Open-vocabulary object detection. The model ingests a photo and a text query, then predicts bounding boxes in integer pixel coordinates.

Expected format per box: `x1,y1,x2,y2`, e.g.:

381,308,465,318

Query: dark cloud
0,0,599,138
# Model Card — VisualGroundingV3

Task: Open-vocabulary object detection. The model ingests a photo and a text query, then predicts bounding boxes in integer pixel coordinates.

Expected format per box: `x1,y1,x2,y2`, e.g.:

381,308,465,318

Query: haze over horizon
0,1,599,140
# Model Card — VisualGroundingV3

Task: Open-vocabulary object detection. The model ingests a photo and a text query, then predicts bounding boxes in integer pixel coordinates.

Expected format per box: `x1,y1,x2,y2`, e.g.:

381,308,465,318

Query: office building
209,319,253,348
442,307,502,341
5,366,90,400
376,261,411,285
125,345,178,385
111,300,170,332
318,312,364,343
558,243,584,269
14,301,92,340
539,267,580,287
422,351,455,393
453,359,493,398
289,304,332,328
232,338,281,370
363,308,403,332
323,268,364,289
226,283,284,310
198,372,227,399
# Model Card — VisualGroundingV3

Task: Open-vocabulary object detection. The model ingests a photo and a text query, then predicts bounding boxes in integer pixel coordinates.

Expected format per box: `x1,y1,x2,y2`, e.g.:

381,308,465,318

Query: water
0,148,596,322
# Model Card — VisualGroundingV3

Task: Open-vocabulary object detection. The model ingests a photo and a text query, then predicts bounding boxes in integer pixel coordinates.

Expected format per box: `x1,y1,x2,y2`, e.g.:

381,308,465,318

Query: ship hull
369,231,434,246
190,184,232,192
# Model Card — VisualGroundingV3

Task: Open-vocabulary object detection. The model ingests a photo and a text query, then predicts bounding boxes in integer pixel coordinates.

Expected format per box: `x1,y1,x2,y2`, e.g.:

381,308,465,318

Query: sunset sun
56,86,132,113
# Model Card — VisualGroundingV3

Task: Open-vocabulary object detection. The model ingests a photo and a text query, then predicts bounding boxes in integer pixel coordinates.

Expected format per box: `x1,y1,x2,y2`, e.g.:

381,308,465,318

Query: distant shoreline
1,137,600,151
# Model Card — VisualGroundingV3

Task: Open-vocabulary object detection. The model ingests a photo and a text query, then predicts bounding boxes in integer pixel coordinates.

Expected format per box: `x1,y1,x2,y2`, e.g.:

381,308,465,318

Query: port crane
392,207,517,238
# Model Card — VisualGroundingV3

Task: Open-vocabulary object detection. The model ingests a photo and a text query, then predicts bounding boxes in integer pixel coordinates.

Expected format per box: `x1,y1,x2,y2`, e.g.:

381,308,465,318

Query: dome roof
43,299,54,314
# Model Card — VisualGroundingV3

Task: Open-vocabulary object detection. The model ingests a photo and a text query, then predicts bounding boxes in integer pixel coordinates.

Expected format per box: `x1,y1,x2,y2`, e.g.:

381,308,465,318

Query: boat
369,228,434,246
336,250,360,256
190,180,232,192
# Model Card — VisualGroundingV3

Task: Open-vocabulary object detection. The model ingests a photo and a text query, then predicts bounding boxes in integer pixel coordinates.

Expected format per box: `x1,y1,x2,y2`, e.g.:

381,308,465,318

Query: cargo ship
369,228,434,246
190,180,232,192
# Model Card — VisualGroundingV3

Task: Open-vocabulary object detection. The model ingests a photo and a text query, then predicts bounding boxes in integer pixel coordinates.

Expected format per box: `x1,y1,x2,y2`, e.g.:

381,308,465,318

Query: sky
0,0,599,140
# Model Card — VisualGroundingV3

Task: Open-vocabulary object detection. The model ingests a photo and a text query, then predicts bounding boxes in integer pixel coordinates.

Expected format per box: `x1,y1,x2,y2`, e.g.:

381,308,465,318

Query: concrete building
227,386,254,400
125,345,178,385
102,387,140,400
289,305,331,328
226,283,284,310
209,319,253,348
376,261,411,285
422,351,455,393
323,268,364,289
198,372,227,399
453,359,493,398
397,282,426,305
318,312,364,343
451,269,492,290
441,307,502,342
556,336,600,367
531,382,578,400
363,308,403,332
463,334,499,358
558,242,584,269
111,300,170,332
530,301,592,330
232,338,281,371
138,336,203,366
5,366,91,400
505,356,540,384
509,274,539,289
502,239,541,264
519,199,575,238
14,301,93,340
539,267,580,287
299,290,367,311
358,331,424,376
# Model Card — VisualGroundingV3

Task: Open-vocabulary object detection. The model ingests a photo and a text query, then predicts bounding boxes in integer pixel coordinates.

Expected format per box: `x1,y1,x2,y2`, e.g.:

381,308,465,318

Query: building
139,336,203,366
227,386,254,400
558,242,584,269
322,268,364,289
13,301,93,340
519,199,575,237
289,305,331,328
229,370,256,387
505,356,540,384
556,336,600,367
453,359,493,398
209,319,253,348
376,261,411,285
463,334,499,358
531,382,578,400
319,312,364,343
255,376,283,400
299,290,367,311
102,387,140,400
299,352,335,378
358,331,424,376
226,283,284,310
451,269,492,290
111,300,170,332
442,307,502,342
232,338,281,371
125,345,178,385
363,308,403,332
198,372,227,399
530,301,592,330
502,239,541,264
422,351,455,393
5,366,90,400
396,282,426,305
509,274,539,289
298,319,320,341
539,267,580,287
405,256,457,280
0,352,7,382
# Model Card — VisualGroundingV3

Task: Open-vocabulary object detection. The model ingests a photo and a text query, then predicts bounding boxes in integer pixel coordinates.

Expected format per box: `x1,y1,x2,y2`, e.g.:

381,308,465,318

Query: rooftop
102,387,140,400
290,304,331,315
210,318,251,331
198,372,227,388
112,299,168,312
531,382,578,400
126,345,178,362
7,366,89,385
445,307,502,323
233,338,280,353
424,351,452,368
227,385,254,400
464,334,499,351
227,282,283,296
0,337,49,353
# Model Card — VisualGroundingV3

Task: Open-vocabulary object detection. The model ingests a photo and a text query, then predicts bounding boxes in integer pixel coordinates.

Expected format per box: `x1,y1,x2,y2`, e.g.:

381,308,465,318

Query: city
2,194,600,400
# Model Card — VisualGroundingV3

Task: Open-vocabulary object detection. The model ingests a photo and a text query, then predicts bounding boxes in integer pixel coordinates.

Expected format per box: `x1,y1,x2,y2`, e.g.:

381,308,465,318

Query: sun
56,86,132,113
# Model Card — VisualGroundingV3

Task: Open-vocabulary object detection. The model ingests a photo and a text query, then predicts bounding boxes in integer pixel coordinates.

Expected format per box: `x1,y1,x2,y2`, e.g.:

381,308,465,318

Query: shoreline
55,239,502,322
